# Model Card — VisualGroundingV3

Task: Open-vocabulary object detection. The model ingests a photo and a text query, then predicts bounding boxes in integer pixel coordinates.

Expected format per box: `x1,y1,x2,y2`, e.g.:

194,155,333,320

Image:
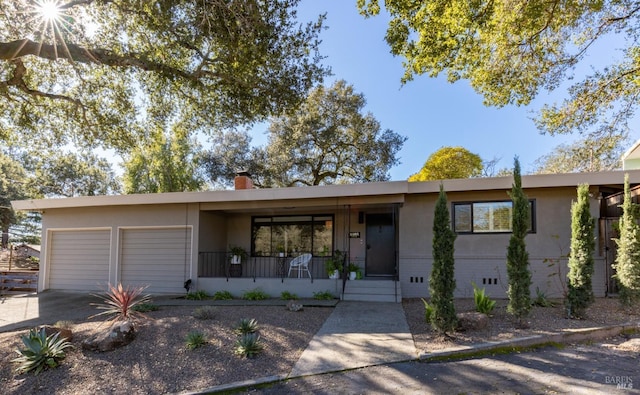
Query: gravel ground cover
1,298,638,395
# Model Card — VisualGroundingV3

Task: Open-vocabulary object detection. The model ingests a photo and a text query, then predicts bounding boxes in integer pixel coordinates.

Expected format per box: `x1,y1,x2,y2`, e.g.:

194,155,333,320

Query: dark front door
365,213,396,276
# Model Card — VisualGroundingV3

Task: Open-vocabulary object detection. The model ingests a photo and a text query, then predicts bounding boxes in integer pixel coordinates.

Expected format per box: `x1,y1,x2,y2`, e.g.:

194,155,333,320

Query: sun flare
36,0,61,21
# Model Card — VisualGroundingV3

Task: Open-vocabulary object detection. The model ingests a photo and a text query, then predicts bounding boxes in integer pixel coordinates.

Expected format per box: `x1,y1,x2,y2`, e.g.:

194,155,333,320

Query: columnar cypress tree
613,174,640,306
506,157,532,328
566,183,595,318
430,184,457,335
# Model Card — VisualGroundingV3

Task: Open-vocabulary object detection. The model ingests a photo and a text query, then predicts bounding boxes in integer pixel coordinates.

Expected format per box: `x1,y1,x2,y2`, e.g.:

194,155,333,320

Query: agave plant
90,282,152,322
234,333,263,358
234,318,259,335
13,328,73,375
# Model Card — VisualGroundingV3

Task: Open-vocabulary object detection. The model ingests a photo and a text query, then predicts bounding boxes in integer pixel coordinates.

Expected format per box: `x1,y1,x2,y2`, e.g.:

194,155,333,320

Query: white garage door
120,227,191,294
49,229,111,291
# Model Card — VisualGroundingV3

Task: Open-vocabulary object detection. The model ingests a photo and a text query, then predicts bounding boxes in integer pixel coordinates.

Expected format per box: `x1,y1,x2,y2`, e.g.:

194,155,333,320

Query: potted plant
325,259,339,279
348,262,360,280
276,245,285,257
229,245,248,264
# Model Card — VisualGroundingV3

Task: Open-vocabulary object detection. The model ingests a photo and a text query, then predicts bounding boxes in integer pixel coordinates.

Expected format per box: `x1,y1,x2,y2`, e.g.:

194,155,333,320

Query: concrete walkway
290,301,417,377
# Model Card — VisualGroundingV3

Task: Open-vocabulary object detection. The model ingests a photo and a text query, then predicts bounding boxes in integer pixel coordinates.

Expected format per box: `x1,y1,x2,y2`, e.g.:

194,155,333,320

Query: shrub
506,158,532,328
421,298,434,323
186,290,210,300
280,291,299,300
429,184,457,335
12,328,73,375
185,331,207,350
532,287,556,307
132,303,159,313
242,288,269,301
212,290,234,300
235,318,259,335
234,333,263,358
193,306,217,320
566,183,596,318
313,290,335,300
472,282,496,314
90,283,151,322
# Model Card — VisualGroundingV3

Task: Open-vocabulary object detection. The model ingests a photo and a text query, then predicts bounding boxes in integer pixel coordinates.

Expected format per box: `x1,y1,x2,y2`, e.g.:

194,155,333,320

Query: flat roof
12,170,640,211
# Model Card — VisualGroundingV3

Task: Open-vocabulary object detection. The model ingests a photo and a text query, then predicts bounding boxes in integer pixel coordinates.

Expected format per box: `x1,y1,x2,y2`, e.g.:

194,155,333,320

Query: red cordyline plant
90,283,152,323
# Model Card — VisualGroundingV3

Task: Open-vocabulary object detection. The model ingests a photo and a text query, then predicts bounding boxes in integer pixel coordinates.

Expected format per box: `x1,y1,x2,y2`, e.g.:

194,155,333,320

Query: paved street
238,342,639,394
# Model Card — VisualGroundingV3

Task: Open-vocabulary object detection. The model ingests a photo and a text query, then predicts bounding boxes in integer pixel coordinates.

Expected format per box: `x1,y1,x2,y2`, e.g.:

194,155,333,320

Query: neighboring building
622,139,640,170
11,171,640,302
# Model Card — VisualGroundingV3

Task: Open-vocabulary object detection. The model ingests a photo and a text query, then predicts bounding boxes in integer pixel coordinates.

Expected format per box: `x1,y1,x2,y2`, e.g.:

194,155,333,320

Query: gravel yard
1,297,638,395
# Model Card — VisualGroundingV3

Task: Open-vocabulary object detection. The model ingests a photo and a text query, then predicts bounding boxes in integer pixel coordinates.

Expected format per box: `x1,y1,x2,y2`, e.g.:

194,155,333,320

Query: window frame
250,214,334,257
452,199,536,234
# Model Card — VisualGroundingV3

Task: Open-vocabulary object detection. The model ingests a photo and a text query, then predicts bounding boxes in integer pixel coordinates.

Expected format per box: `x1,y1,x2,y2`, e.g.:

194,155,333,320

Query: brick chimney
234,171,254,190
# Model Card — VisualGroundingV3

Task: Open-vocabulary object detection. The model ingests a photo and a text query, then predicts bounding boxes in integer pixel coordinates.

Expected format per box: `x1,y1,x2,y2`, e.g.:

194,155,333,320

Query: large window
251,215,334,256
453,200,535,233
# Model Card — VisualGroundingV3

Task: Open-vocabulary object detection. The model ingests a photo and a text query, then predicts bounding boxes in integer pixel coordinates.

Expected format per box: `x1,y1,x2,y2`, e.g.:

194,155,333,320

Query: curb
419,322,640,362
179,322,639,394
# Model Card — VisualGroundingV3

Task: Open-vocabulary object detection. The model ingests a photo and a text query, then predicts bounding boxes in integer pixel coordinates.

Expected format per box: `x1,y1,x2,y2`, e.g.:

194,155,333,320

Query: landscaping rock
456,312,489,331
40,325,73,341
82,320,136,352
286,300,303,312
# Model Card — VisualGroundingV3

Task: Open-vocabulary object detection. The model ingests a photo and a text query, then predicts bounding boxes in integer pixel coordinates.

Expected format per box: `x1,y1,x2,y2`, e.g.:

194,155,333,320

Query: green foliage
186,290,210,301
533,135,628,174
613,174,640,306
566,184,596,318
409,146,483,181
90,283,151,323
12,328,73,375
0,153,28,246
358,0,639,140
247,80,406,187
421,298,434,323
0,1,329,152
193,306,217,320
234,333,264,358
532,287,556,308
429,184,457,334
280,291,299,300
212,291,234,300
242,288,269,301
506,158,532,326
185,331,207,350
123,127,205,194
235,318,259,335
324,249,346,276
472,283,496,315
28,151,121,198
313,291,335,300
131,303,159,313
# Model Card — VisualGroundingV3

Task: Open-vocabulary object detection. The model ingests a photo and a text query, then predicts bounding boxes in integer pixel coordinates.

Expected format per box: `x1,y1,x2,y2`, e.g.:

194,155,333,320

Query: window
251,215,333,256
452,200,535,233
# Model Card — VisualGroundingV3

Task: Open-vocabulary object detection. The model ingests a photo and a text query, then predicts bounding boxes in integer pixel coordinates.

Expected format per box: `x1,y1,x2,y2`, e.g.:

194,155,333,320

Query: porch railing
198,252,334,281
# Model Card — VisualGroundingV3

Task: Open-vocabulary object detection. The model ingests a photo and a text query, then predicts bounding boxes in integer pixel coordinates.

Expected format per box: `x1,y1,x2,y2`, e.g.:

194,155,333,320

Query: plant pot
229,263,242,277
349,271,357,280
329,270,340,279
231,255,242,264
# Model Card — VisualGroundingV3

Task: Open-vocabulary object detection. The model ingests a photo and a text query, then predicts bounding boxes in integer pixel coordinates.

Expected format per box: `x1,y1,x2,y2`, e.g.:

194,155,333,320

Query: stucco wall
399,186,606,299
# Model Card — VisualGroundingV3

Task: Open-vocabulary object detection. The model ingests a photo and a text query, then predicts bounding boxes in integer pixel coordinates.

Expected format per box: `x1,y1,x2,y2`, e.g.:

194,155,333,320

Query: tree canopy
1,0,328,152
533,134,627,174
358,0,639,140
409,146,482,181
216,80,406,188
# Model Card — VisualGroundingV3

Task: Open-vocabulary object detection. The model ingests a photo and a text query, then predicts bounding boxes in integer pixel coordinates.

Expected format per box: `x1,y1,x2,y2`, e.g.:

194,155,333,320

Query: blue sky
247,1,616,180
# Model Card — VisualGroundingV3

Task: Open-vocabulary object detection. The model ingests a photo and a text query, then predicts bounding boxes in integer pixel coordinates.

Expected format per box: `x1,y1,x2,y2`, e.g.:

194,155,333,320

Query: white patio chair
287,253,312,278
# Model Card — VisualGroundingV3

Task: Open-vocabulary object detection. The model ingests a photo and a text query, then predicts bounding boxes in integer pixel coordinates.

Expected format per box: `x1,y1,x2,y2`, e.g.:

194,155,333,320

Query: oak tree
1,0,328,152
358,0,639,140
